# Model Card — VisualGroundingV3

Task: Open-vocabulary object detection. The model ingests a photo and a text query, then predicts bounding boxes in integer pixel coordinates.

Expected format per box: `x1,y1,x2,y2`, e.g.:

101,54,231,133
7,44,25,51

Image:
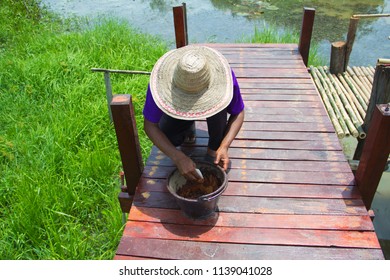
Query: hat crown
173,51,211,94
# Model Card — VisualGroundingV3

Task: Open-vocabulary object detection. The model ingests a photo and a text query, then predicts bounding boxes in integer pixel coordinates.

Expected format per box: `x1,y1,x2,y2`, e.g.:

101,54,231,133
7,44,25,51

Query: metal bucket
167,161,227,219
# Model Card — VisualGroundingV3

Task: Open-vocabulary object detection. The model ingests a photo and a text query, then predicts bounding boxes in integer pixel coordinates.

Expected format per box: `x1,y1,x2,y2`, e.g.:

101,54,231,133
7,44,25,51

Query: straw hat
149,45,233,120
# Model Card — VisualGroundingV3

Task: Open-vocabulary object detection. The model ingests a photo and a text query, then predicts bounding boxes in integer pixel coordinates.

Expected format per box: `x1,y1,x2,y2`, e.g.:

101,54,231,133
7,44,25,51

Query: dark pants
159,109,228,151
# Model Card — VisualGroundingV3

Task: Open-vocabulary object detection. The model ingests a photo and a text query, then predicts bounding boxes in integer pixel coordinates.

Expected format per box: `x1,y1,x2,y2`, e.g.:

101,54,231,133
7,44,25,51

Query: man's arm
209,109,245,170
143,119,202,181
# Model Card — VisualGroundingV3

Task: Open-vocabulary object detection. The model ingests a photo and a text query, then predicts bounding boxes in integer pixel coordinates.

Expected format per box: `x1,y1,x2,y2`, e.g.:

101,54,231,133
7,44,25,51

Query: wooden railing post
298,7,315,67
110,94,144,213
173,4,188,48
329,16,359,74
355,104,390,210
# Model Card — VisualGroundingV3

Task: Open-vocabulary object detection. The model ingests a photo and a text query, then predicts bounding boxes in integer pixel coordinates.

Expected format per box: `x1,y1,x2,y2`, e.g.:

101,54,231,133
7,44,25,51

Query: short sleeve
143,84,164,123
227,70,245,115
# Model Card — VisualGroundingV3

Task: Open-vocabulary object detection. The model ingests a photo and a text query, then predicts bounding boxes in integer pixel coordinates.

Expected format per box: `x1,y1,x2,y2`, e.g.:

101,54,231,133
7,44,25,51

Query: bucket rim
167,160,227,202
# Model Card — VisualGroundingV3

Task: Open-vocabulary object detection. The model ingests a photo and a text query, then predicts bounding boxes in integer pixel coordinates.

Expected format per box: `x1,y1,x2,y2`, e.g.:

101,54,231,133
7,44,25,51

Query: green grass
0,0,167,259
0,1,326,260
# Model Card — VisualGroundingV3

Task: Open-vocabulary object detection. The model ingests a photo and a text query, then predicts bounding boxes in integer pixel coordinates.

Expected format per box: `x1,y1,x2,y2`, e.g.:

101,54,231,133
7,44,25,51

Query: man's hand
174,153,204,182
214,146,230,171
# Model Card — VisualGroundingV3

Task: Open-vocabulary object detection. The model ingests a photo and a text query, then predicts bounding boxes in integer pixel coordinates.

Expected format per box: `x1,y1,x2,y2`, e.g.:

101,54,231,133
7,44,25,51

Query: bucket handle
197,182,228,202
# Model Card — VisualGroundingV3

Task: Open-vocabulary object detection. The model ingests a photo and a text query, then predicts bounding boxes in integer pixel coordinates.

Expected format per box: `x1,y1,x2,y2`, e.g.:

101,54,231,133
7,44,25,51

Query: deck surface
114,43,384,260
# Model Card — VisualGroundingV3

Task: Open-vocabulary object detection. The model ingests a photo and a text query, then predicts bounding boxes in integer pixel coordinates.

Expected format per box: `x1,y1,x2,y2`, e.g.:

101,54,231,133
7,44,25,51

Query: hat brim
150,46,233,120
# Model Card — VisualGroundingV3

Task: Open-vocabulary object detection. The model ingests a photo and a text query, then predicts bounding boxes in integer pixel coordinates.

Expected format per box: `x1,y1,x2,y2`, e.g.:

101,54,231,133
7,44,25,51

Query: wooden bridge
106,7,388,260
111,42,384,260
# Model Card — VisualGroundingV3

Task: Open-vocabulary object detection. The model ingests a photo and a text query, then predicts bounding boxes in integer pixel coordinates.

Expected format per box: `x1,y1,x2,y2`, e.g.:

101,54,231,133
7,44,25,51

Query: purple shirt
143,70,244,123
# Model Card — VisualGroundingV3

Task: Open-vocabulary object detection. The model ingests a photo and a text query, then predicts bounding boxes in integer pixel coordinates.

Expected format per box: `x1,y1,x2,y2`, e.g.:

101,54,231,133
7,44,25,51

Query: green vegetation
1,1,325,259
0,0,167,259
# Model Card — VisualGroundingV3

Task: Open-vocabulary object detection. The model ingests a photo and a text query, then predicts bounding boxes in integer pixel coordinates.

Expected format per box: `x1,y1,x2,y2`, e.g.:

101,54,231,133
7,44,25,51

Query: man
143,45,244,182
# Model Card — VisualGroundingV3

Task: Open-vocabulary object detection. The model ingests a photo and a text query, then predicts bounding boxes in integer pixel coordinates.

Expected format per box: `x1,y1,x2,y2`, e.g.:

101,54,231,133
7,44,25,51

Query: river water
41,0,390,258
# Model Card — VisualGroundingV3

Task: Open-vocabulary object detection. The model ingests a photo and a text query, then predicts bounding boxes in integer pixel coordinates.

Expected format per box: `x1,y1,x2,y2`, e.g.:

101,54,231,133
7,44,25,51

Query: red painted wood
123,221,380,249
116,236,384,260
299,8,316,66
185,138,343,151
132,192,367,216
136,178,360,199
173,5,187,48
355,105,390,209
129,207,372,230
114,43,383,260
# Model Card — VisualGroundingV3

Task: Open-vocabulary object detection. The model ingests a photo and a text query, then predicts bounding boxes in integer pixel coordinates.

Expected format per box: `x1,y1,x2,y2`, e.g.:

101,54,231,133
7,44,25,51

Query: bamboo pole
315,67,350,136
352,66,364,77
331,73,364,125
344,71,369,104
340,72,369,110
359,67,374,84
350,67,372,94
353,66,373,89
347,67,371,101
324,67,366,138
327,68,364,124
91,68,151,75
353,13,390,18
338,74,367,119
310,66,345,138
354,67,372,98
318,66,358,137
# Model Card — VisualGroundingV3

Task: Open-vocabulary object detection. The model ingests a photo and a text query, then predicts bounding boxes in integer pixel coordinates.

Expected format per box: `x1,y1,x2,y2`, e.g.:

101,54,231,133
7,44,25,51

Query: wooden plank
200,43,299,49
242,94,320,101
243,107,328,116
142,166,354,185
128,207,372,230
229,112,333,122
178,146,347,162
236,131,339,141
236,77,314,84
243,100,324,108
122,221,381,249
136,177,360,199
183,138,343,151
197,119,335,131
145,155,350,172
230,62,307,68
239,87,318,94
116,237,384,260
146,150,348,168
133,192,367,216
233,68,309,78
236,138,342,150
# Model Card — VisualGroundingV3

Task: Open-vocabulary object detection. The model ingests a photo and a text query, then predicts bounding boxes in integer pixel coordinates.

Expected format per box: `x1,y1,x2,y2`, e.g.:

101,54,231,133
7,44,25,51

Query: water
41,0,390,258
42,0,390,66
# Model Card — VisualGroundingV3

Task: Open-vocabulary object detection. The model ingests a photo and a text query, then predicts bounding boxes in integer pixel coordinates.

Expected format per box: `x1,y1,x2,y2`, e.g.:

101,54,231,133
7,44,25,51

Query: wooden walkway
114,43,384,260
